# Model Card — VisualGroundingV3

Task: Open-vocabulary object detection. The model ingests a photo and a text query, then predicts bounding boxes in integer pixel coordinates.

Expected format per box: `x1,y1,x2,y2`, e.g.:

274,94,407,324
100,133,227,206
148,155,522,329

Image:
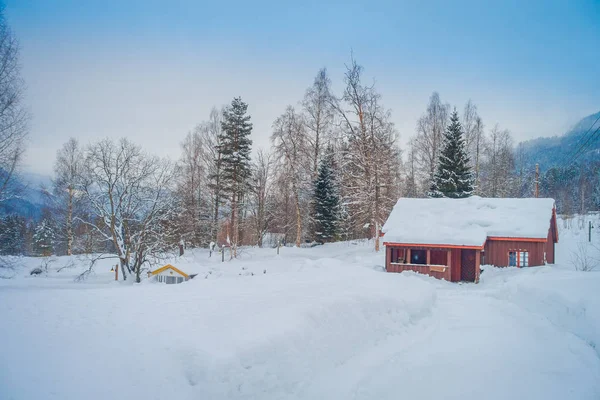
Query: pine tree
429,109,474,198
218,97,253,255
313,152,339,242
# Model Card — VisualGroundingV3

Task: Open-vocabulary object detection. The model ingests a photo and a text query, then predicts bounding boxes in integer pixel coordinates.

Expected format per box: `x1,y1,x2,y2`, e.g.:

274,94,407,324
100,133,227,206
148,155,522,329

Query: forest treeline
0,7,598,279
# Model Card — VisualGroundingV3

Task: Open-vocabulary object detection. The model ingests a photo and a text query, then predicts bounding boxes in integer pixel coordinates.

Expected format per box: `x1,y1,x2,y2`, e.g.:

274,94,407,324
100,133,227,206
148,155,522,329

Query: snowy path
1,239,600,399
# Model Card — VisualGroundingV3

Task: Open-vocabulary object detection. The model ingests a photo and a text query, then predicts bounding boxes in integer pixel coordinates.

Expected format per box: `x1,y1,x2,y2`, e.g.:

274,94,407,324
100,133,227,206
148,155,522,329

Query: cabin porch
385,245,481,283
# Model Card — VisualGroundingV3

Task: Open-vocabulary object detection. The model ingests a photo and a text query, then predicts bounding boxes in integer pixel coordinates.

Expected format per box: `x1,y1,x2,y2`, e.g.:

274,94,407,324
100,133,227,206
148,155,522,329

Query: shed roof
150,264,189,278
382,196,556,247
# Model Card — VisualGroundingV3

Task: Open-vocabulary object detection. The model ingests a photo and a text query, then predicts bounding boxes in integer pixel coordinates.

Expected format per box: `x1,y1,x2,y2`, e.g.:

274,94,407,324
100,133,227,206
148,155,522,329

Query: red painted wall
484,240,546,267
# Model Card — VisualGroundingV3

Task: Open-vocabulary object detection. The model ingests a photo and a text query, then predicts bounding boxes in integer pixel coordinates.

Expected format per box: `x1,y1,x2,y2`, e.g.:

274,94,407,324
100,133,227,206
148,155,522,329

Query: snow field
1,219,599,399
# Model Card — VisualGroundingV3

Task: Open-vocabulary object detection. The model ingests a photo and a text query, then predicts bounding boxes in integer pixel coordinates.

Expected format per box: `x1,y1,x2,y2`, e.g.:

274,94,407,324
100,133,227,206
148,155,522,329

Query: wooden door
460,249,476,282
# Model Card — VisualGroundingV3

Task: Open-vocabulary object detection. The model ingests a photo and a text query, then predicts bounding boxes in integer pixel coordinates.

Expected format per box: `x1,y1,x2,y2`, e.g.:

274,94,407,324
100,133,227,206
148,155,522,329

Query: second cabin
148,264,190,284
381,197,558,283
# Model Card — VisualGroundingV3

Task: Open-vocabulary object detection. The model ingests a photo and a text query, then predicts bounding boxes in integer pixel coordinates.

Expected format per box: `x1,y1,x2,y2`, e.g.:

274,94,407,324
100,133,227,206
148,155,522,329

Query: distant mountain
518,111,600,172
0,172,50,221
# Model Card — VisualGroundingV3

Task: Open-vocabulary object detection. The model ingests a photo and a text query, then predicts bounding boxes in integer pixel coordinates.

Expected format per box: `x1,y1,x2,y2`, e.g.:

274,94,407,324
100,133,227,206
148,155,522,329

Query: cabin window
390,248,405,263
411,250,427,265
509,251,528,267
165,276,176,284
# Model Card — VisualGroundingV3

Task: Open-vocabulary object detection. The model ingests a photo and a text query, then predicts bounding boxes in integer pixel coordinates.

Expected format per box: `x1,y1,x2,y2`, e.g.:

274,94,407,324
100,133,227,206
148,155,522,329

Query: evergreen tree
429,109,474,198
0,214,27,255
313,153,339,242
33,218,55,256
218,97,253,253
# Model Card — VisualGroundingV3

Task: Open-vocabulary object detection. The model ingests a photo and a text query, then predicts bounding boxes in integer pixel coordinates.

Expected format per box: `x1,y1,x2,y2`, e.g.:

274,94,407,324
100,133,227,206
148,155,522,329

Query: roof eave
382,242,484,250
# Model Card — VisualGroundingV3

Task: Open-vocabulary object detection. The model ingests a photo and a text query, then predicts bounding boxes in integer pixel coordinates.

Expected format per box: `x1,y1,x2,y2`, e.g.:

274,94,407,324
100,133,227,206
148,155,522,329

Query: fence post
590,221,593,242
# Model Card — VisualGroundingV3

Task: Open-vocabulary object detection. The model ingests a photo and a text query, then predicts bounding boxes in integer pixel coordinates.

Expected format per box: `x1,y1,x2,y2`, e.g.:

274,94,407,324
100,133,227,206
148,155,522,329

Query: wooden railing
387,262,450,280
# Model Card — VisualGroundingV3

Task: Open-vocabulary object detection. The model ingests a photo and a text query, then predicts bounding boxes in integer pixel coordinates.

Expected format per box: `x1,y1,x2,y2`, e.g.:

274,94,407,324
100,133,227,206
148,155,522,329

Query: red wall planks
484,239,546,267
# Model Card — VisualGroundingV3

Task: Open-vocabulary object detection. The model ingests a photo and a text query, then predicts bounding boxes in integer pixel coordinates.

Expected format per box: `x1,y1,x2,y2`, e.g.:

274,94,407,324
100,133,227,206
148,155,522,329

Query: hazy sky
7,0,600,175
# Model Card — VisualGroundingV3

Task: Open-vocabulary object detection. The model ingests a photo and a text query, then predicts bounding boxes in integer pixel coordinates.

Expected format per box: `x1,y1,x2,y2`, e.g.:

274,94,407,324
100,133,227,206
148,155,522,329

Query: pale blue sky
6,0,600,174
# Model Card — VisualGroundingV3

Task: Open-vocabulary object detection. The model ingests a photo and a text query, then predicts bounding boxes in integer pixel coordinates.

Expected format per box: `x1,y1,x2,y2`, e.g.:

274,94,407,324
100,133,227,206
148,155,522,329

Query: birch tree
413,92,450,188
472,116,484,192
403,139,420,197
271,106,309,247
201,108,225,242
53,138,83,255
177,128,213,247
461,100,484,192
302,68,334,179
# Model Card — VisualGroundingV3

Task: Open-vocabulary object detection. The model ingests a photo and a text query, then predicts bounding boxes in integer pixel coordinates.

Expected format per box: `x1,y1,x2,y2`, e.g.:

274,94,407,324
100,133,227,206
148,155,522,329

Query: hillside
519,111,600,171
0,172,50,221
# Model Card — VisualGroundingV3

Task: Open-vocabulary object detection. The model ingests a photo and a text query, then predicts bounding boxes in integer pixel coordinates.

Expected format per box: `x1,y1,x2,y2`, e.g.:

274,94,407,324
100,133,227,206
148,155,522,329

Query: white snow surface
1,215,599,400
382,196,556,246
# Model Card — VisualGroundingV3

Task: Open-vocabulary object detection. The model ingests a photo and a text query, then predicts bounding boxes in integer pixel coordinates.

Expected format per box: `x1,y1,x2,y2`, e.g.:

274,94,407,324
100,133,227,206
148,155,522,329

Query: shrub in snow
571,242,597,271
30,267,43,276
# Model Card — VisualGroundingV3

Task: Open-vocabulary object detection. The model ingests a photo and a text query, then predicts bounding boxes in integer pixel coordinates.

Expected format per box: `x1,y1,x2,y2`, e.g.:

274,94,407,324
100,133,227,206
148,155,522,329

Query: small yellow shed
148,264,189,284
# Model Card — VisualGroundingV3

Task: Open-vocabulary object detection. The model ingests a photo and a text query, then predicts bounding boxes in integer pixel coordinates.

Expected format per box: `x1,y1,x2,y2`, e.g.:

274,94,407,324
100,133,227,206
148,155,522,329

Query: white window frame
509,250,529,267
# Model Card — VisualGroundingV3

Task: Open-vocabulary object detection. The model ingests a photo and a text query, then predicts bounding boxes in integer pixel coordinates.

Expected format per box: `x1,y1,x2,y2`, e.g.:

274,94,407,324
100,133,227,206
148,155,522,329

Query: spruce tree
218,97,253,252
0,215,27,255
429,109,474,198
33,218,55,256
313,152,339,242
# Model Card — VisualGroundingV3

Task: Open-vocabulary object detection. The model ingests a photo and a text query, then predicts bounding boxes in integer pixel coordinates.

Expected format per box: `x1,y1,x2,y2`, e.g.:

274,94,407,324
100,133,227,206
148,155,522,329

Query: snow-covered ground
1,216,599,399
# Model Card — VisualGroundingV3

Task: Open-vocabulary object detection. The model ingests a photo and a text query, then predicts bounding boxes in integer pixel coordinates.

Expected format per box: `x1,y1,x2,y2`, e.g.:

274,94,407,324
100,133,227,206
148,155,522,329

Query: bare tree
462,100,486,193
53,138,83,255
333,56,401,250
0,7,28,203
479,125,515,197
249,149,273,247
80,138,178,282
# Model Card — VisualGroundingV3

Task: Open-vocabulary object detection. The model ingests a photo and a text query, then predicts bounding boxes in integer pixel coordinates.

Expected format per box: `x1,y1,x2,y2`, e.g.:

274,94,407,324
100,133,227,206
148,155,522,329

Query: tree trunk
66,188,73,256
295,192,302,247
119,257,128,281
231,192,237,258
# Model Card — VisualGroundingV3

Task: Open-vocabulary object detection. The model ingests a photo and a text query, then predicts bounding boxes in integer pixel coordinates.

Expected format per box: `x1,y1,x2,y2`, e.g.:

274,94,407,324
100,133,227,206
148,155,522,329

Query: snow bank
0,248,436,400
382,196,555,246
481,265,600,358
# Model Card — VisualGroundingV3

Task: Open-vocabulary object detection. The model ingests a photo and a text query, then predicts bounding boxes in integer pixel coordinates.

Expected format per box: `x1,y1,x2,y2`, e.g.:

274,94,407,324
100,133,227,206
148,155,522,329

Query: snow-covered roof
382,196,555,247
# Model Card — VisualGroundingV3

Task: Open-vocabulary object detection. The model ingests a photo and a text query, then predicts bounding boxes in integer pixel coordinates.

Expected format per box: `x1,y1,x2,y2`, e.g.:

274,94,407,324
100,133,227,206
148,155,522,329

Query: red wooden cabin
382,197,558,283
